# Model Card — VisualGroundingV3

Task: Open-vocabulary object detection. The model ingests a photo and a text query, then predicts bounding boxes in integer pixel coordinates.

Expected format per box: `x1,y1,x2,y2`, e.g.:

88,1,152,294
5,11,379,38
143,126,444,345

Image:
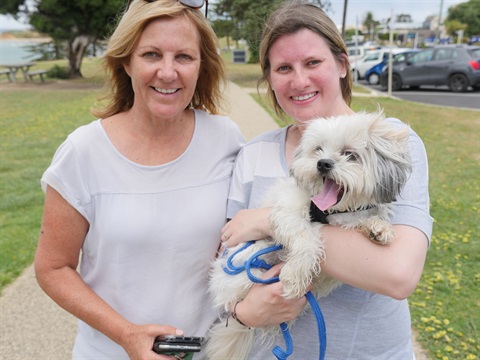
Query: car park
365,50,420,85
380,45,480,92
351,48,411,81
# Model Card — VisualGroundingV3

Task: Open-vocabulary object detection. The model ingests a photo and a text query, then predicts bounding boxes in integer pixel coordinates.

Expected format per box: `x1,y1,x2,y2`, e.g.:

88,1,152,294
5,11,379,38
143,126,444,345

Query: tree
445,19,468,41
0,0,25,14
211,0,238,50
1,0,124,78
212,0,331,63
362,12,379,41
446,0,480,36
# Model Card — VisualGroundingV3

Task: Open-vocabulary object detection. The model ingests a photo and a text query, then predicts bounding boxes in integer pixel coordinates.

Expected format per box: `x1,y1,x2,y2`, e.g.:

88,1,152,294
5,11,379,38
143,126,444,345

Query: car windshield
470,48,480,58
392,51,416,63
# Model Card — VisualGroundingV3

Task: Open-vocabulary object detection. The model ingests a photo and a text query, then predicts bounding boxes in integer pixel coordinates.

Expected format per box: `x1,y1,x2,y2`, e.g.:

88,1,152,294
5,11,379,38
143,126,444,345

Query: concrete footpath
0,81,427,359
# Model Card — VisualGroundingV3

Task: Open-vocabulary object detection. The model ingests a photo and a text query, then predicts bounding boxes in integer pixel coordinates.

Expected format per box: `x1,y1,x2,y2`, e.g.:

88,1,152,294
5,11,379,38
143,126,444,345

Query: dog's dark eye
344,151,358,161
315,146,323,153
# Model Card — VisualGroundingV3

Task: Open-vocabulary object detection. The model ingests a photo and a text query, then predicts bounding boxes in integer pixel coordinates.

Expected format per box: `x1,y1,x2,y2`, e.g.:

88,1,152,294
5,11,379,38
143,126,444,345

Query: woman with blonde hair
35,1,243,359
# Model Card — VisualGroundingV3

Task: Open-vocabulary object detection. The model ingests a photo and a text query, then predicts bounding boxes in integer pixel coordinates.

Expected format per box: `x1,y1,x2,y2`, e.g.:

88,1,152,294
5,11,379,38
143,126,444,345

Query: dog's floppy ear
289,147,303,177
367,114,412,203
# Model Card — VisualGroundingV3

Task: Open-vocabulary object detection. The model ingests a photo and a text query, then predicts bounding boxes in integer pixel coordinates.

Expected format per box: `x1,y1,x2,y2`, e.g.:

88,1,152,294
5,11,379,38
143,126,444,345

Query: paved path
0,81,428,360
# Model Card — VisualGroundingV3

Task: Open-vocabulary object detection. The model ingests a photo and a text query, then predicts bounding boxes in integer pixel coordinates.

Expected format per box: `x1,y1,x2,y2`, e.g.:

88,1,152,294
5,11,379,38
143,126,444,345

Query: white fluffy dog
207,112,412,360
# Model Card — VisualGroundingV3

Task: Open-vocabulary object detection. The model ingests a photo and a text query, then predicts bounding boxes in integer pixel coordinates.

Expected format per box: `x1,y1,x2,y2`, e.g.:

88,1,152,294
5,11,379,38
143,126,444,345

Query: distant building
364,14,448,47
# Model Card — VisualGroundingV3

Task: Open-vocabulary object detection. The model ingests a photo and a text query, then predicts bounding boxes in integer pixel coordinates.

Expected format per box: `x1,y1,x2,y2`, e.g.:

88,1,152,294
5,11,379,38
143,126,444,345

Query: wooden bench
0,69,13,82
27,69,48,82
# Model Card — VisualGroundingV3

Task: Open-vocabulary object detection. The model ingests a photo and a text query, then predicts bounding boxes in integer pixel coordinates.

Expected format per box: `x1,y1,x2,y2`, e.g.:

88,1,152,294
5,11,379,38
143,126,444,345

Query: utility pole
354,16,359,84
387,10,394,96
341,0,348,39
435,0,444,44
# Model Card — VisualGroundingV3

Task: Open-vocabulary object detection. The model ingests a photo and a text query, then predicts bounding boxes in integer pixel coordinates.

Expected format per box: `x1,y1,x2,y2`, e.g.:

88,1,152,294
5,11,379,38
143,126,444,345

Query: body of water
0,40,42,65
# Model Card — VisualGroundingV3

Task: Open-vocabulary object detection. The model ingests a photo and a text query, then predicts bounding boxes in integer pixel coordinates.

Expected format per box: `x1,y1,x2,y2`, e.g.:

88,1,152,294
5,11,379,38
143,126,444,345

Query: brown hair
93,0,225,118
258,0,352,118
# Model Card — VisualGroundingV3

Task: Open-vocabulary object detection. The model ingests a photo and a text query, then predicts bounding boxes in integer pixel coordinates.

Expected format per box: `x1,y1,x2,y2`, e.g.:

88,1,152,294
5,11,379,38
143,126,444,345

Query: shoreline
0,37,51,43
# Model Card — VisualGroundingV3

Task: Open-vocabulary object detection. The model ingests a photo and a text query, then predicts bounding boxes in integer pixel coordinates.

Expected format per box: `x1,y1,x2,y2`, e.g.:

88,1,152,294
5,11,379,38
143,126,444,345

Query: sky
0,0,468,31
327,0,467,27
0,14,31,31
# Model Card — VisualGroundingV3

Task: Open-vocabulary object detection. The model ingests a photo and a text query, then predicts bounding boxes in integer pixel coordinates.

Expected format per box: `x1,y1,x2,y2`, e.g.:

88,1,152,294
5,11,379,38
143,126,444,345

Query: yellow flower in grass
466,354,477,360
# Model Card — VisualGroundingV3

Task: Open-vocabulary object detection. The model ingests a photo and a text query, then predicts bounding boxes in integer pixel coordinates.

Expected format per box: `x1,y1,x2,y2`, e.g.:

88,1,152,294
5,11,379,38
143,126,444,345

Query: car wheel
448,74,468,92
367,73,380,85
392,74,402,91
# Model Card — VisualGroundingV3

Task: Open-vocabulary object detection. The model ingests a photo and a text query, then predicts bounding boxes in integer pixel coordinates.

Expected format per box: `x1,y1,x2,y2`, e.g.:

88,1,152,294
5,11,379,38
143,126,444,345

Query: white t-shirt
41,110,244,359
227,118,433,359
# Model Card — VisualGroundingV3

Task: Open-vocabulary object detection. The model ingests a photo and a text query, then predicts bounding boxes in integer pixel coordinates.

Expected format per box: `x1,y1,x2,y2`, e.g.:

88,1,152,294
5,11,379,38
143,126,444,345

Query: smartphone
152,335,204,354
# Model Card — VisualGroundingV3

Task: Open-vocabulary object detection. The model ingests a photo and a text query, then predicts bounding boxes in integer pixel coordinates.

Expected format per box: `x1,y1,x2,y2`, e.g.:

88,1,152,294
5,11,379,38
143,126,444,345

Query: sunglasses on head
126,0,208,17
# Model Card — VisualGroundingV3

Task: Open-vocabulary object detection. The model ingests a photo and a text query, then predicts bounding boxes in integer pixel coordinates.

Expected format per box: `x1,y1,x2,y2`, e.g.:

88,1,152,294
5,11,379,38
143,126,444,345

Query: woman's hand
221,208,273,247
120,323,184,360
232,264,309,328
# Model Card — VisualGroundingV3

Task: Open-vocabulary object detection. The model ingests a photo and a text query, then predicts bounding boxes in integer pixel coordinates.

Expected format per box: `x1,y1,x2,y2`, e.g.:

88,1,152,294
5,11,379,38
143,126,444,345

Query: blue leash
222,242,326,360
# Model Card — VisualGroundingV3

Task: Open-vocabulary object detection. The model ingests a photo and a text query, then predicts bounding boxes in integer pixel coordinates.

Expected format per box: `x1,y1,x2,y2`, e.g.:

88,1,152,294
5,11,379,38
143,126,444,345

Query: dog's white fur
207,112,412,360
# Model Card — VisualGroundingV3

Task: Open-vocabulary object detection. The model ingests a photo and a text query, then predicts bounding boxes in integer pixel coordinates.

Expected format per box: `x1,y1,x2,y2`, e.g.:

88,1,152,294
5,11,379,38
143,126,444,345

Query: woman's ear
123,61,131,78
339,53,349,78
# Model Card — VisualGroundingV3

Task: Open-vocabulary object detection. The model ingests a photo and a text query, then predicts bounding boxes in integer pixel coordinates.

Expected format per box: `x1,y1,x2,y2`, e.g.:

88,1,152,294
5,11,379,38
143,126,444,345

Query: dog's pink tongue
311,179,340,211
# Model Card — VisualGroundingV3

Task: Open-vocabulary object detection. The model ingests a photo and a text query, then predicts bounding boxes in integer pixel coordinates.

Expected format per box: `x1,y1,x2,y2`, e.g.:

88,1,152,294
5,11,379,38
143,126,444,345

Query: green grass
1,55,479,359
0,82,99,289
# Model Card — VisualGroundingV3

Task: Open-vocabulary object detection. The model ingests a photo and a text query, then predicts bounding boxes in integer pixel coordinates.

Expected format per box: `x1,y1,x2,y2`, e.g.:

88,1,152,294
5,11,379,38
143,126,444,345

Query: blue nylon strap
244,245,283,284
222,241,255,275
221,243,326,360
306,291,326,360
272,322,294,359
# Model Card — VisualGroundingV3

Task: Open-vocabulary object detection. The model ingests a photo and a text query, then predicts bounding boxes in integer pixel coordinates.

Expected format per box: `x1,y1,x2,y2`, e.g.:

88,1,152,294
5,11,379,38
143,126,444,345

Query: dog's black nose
317,159,334,173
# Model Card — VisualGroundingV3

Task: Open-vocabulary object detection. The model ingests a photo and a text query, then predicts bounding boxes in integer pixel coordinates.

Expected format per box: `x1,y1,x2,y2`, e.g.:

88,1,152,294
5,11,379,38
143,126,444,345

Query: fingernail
176,328,184,335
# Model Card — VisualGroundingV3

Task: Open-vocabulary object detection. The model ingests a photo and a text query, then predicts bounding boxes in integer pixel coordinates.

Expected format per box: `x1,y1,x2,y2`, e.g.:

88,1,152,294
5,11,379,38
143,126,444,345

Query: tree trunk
67,35,93,78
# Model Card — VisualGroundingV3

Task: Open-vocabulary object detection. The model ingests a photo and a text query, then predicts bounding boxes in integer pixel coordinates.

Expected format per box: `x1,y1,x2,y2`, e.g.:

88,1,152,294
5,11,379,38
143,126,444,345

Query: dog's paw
280,262,312,299
359,218,395,245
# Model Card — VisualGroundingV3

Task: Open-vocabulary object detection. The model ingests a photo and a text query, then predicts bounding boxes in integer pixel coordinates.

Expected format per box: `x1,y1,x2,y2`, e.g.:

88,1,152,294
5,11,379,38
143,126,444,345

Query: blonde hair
93,0,225,118
259,0,352,119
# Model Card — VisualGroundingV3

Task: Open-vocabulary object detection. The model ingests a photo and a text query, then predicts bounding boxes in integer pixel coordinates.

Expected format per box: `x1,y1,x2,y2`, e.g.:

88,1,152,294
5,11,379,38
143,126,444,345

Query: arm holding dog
221,207,273,245
230,264,309,328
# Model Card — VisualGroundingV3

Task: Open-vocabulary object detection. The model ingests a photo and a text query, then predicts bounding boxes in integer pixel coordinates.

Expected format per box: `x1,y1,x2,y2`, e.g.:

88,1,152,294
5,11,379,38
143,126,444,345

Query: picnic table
1,62,48,83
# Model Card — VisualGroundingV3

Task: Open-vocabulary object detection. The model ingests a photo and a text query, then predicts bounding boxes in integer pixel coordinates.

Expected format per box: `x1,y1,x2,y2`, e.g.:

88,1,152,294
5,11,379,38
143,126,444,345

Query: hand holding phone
152,335,204,354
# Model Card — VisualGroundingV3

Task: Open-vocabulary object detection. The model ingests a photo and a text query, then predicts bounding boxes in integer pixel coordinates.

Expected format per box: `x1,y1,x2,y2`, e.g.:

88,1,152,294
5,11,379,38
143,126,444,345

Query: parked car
380,45,480,92
346,41,382,63
365,50,420,85
351,48,411,80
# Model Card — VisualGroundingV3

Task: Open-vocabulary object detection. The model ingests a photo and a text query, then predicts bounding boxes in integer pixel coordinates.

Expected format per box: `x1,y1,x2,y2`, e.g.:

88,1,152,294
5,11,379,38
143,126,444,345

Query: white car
347,42,382,63
350,48,410,80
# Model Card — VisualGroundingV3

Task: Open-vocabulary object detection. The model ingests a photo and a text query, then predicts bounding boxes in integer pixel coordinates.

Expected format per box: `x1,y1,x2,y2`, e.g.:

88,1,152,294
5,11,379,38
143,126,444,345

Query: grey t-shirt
227,118,432,359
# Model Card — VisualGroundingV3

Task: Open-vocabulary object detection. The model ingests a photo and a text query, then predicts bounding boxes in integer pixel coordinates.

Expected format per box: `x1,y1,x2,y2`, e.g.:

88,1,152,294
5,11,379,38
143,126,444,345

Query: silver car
380,45,480,92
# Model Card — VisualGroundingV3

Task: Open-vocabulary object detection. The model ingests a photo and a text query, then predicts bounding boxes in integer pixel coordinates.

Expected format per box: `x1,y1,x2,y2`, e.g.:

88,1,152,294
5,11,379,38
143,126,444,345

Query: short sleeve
41,138,92,222
391,128,433,243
